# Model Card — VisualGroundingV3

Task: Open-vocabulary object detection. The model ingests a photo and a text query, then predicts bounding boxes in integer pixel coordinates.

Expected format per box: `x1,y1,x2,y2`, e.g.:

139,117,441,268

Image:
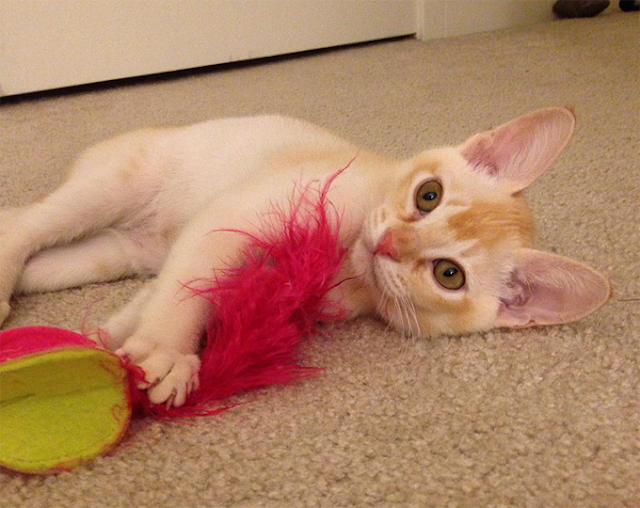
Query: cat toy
0,172,349,474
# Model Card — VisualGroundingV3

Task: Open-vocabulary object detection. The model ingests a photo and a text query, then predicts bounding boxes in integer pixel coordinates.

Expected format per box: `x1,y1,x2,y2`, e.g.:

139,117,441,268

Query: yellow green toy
0,327,133,474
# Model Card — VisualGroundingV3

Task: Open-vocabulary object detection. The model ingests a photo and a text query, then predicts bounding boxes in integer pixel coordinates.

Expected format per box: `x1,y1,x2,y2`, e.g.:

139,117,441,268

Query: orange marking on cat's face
448,198,535,249
388,224,419,258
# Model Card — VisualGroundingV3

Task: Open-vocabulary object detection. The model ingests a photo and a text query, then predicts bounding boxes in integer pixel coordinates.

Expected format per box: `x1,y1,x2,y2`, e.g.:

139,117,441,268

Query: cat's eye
416,180,443,213
434,260,465,290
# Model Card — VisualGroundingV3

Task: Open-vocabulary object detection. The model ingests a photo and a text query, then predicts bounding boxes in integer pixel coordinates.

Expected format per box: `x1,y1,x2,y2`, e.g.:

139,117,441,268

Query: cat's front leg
115,279,211,407
116,201,258,407
115,254,214,407
0,302,10,327
0,207,24,326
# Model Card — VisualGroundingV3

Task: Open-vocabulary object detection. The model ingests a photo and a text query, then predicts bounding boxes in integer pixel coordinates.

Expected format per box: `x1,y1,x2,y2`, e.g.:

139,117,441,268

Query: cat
0,107,610,407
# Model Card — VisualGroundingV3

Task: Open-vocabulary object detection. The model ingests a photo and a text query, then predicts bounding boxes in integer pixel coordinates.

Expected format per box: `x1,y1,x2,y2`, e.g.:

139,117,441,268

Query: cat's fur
0,108,610,407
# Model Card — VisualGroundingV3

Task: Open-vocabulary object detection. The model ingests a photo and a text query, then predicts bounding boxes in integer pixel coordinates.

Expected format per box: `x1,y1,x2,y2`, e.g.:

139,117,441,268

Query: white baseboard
417,0,558,40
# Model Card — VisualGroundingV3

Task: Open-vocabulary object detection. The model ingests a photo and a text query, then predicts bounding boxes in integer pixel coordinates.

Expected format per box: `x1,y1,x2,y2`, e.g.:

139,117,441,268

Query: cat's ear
495,248,610,329
459,107,576,194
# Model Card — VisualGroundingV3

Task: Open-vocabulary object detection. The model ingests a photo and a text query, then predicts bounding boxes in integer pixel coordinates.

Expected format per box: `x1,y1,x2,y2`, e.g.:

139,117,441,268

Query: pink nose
374,230,400,261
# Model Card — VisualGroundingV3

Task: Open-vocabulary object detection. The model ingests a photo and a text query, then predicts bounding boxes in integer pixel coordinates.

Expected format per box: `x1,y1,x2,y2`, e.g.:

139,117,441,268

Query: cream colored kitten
0,108,609,407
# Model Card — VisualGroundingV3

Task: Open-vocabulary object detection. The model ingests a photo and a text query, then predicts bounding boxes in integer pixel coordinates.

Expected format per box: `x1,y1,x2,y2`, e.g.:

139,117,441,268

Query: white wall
0,0,416,96
0,0,565,96
417,0,558,40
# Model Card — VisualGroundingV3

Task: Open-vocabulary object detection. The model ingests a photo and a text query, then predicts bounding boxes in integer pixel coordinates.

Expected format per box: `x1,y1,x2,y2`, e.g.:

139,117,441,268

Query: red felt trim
0,327,97,363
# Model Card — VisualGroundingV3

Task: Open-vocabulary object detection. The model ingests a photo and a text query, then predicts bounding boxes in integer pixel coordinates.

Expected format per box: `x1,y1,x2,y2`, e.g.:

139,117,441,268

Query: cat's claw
0,301,11,328
146,354,200,407
116,336,201,408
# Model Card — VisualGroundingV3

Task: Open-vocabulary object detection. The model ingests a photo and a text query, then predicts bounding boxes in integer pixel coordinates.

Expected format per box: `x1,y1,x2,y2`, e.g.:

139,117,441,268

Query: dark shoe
619,0,640,11
553,0,610,17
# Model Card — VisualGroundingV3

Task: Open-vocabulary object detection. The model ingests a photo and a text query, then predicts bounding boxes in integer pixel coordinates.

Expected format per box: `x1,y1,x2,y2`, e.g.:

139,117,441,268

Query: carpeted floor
1,11,638,508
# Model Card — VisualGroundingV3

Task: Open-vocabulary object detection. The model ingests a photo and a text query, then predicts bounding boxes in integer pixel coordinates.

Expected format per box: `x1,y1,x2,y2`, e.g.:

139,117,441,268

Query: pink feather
137,168,350,418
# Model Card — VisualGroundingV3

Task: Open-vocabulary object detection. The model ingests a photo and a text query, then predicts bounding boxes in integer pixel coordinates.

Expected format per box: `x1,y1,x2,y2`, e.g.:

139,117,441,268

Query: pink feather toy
0,169,350,473
139,169,350,417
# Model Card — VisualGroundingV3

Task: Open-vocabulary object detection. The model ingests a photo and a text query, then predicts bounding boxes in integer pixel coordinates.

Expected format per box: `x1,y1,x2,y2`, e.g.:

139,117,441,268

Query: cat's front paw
116,335,200,407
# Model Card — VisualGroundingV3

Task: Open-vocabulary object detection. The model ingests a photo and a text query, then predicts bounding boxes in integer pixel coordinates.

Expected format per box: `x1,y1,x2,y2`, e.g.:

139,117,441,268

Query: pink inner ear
495,249,610,329
460,108,576,193
461,131,509,177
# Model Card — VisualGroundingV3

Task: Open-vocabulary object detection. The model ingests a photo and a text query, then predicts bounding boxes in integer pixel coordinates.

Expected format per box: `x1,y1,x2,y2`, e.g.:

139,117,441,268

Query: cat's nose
374,230,400,261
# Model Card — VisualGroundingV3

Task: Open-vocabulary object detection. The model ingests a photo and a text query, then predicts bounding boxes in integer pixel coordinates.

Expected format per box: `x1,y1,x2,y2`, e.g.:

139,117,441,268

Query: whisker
402,295,418,345
406,297,421,343
374,285,391,326
396,296,417,359
400,297,412,339
377,289,389,319
374,272,420,357
379,290,396,335
393,296,407,336
399,296,421,367
395,295,413,357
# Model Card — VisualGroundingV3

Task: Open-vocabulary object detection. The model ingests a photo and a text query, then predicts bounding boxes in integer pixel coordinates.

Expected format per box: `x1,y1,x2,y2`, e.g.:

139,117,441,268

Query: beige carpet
1,11,638,508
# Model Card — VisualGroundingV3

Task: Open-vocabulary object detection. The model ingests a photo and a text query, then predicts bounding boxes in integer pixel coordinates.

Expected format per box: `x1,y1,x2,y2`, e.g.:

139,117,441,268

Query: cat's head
352,107,610,337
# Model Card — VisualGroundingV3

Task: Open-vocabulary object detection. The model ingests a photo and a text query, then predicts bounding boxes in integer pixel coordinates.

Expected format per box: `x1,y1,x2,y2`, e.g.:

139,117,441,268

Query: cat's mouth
353,236,396,296
353,239,381,289
370,252,397,297
361,247,380,287
373,259,401,297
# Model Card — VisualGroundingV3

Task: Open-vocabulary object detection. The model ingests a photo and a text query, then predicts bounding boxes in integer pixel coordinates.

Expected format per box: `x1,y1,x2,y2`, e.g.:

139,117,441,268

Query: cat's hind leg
0,141,159,327
15,229,141,295
0,193,135,327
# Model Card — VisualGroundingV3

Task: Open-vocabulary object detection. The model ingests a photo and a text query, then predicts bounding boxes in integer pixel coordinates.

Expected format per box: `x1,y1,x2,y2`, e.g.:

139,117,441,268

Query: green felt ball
0,344,131,474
